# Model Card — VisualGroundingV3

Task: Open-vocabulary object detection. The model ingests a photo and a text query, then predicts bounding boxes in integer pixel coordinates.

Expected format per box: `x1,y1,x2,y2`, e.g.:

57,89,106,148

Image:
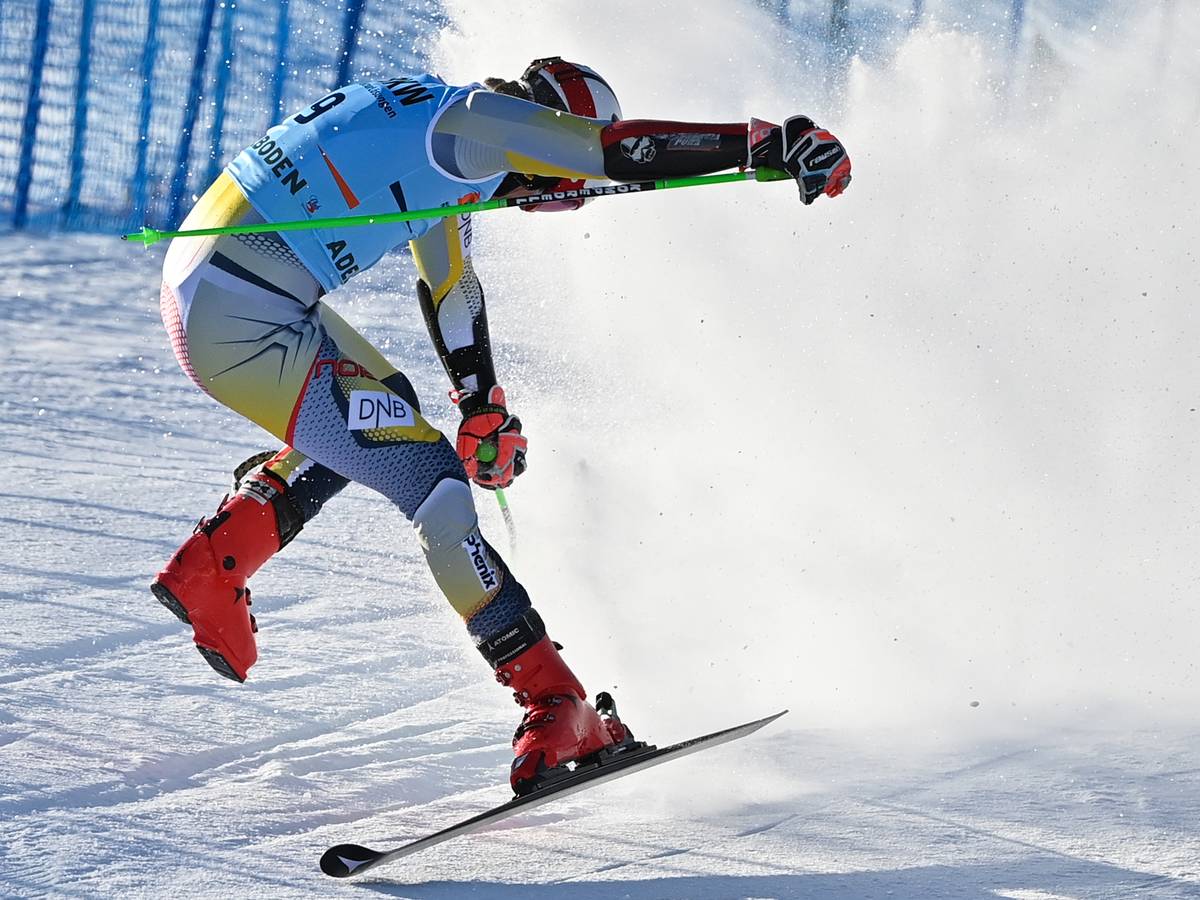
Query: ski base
319,709,787,877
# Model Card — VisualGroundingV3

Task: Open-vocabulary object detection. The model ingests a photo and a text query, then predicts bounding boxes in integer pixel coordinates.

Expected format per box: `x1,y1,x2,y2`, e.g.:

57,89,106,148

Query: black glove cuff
749,125,783,171
456,386,503,418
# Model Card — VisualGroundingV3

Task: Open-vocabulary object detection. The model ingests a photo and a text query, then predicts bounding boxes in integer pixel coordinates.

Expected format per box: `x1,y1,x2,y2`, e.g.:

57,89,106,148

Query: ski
319,709,787,877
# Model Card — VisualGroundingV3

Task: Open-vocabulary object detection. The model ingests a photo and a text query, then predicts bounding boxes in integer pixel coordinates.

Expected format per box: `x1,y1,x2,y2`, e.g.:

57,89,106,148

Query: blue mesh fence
0,0,443,233
0,0,1061,235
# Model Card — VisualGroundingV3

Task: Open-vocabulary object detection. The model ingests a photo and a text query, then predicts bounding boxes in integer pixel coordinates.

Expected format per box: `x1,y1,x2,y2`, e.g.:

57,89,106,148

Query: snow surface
4,2,1200,898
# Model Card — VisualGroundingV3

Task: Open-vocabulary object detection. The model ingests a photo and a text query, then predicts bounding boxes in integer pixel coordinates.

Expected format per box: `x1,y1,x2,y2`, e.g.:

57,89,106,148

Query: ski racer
152,57,851,794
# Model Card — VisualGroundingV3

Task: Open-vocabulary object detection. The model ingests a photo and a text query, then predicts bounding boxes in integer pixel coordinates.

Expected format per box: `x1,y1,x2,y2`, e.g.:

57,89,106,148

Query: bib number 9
294,91,346,125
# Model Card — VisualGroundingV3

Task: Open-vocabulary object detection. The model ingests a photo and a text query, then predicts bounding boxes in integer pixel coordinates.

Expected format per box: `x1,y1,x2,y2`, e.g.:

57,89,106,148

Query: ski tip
320,843,385,878
756,709,789,728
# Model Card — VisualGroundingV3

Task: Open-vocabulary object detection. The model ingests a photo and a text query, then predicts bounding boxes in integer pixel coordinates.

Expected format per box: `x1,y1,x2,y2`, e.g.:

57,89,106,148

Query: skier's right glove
749,116,852,205
453,385,528,490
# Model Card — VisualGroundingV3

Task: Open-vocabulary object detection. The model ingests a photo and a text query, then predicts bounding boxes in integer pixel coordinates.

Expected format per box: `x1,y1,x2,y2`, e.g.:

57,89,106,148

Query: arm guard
411,213,497,396
599,120,749,180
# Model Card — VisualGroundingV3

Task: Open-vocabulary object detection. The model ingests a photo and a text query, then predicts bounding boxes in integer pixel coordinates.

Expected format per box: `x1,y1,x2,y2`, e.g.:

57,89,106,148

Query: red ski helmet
522,57,622,122
512,56,622,212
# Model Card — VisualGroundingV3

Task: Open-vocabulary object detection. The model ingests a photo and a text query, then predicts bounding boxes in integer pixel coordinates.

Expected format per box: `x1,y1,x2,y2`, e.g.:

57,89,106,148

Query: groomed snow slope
3,2,1200,897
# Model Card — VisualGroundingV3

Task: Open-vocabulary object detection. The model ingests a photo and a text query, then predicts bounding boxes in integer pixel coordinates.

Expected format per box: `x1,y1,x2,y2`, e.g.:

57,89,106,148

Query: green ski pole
493,487,515,554
121,168,791,247
475,441,516,553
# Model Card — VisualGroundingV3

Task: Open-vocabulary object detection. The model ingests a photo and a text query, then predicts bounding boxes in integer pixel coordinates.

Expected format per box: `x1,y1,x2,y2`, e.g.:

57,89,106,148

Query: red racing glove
749,115,851,205
454,385,528,490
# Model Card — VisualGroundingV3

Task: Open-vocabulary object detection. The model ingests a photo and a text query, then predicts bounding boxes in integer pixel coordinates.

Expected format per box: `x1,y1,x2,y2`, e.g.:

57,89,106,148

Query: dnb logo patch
347,390,414,430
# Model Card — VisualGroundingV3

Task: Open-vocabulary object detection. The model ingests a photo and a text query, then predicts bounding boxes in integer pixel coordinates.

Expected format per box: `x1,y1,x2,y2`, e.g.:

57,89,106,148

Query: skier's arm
411,214,527,489
435,90,744,180
434,91,850,202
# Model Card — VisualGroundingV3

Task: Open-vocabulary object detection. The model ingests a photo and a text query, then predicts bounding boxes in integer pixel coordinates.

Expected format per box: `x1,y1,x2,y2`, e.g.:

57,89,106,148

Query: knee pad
412,477,478,552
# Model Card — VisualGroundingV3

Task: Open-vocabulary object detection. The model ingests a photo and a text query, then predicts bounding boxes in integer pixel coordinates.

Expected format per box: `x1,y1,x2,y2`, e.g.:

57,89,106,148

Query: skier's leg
152,176,359,678
288,301,634,791
275,306,541,644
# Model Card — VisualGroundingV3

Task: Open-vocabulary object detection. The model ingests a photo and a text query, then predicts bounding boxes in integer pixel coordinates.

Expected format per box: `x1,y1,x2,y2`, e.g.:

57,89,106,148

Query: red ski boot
151,470,300,682
496,635,633,795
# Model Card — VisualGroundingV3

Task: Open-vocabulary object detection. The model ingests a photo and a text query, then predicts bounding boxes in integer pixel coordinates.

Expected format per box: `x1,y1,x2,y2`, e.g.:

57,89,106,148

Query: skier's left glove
453,385,528,490
749,115,852,205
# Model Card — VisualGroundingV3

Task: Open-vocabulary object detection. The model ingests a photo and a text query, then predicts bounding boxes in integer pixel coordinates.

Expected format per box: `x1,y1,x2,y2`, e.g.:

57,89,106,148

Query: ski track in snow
1,235,1197,898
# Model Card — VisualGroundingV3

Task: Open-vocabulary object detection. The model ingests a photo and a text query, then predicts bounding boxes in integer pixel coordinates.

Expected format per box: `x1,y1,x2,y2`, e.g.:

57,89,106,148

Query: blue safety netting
0,0,444,233
0,0,1103,235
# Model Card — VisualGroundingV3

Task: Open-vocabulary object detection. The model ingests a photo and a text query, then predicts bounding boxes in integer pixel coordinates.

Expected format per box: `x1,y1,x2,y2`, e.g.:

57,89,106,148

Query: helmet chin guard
513,56,622,212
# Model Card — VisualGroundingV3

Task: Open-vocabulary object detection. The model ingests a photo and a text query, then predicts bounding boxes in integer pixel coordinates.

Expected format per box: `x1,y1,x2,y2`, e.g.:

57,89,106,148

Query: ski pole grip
754,167,791,183
475,441,498,464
